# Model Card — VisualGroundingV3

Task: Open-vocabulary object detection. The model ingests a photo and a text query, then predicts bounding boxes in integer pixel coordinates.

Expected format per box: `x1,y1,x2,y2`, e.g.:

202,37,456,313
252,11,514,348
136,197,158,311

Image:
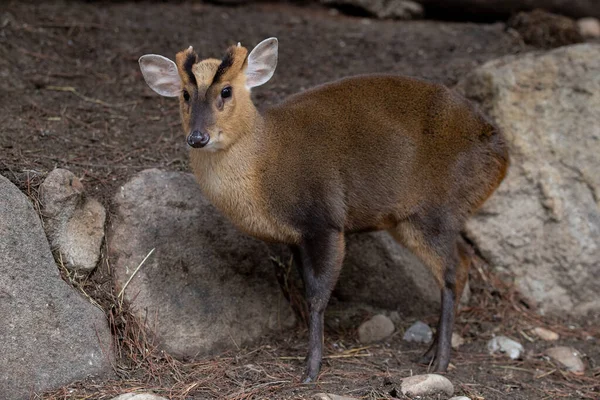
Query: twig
118,248,155,299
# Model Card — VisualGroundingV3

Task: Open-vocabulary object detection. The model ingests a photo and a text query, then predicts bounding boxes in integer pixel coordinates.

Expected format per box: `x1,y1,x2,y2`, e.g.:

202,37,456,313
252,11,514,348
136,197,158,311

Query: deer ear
245,37,278,89
139,54,182,97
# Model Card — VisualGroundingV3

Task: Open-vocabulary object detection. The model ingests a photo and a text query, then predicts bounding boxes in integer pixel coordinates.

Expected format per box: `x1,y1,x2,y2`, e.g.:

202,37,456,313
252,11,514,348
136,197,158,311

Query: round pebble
400,374,454,396
403,321,433,343
487,336,523,360
545,346,585,374
357,314,395,344
532,327,559,341
577,17,600,38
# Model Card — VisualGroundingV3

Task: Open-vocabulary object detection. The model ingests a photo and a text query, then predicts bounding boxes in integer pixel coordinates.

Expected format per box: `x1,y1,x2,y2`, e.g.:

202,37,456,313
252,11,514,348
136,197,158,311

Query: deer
138,37,509,383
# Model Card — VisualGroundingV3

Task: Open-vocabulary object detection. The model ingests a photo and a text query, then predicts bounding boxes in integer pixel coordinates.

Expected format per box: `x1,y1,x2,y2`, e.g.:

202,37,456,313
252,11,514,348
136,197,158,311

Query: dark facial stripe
213,50,234,83
183,51,198,86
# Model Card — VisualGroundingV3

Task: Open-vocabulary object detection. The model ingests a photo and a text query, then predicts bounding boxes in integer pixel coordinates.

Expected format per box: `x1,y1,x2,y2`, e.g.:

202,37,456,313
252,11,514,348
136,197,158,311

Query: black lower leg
297,230,344,383
433,286,454,372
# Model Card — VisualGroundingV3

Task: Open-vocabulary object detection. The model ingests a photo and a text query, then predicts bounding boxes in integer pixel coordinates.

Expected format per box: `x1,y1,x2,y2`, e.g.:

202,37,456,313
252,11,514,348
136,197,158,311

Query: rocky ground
1,1,599,399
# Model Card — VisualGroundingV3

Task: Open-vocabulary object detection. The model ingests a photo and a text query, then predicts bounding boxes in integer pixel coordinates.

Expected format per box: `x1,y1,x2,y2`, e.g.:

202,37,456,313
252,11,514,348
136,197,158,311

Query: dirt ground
1,1,599,399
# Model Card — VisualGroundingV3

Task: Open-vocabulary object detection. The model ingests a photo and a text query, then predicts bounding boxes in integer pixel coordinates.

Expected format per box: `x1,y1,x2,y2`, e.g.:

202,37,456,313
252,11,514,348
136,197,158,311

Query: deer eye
221,86,232,99
183,90,190,102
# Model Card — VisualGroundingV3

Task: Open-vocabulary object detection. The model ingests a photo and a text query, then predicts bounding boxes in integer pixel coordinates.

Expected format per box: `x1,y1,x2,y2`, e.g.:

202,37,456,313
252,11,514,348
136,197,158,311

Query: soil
1,1,598,399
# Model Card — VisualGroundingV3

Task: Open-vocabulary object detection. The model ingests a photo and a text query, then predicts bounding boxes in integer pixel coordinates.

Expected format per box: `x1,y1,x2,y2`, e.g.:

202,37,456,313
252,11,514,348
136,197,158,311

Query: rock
449,397,471,400
357,314,395,343
313,394,358,400
402,321,432,343
400,374,454,396
415,0,600,20
577,17,600,38
507,9,583,48
0,174,113,398
321,0,423,20
487,336,524,360
108,169,295,358
532,327,560,341
40,168,105,274
459,44,600,316
452,332,465,349
337,231,440,315
545,346,585,374
111,395,167,400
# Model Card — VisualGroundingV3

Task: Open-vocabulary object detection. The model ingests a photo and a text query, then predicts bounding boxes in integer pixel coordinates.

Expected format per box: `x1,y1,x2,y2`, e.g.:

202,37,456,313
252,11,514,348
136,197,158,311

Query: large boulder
458,44,600,316
321,0,424,20
0,174,113,399
416,0,600,19
108,169,296,358
108,169,441,358
337,232,440,314
40,168,106,274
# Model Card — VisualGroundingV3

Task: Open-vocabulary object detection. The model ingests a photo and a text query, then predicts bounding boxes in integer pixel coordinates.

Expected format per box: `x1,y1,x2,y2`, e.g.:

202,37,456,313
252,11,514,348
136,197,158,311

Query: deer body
140,38,508,382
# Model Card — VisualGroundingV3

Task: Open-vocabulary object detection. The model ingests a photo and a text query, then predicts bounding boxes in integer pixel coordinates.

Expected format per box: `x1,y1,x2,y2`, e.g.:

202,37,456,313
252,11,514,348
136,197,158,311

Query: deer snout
187,130,210,148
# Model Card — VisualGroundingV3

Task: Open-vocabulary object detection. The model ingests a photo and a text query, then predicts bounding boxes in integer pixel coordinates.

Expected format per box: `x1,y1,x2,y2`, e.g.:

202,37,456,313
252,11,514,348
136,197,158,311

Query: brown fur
171,43,509,380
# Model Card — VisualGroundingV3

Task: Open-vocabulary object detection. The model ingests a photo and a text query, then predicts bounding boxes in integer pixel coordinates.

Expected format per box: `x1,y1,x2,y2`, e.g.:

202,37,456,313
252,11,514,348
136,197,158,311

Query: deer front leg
296,230,345,383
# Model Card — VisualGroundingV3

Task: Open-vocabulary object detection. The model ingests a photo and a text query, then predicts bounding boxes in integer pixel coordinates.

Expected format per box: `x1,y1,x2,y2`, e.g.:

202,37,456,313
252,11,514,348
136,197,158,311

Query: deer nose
187,130,210,148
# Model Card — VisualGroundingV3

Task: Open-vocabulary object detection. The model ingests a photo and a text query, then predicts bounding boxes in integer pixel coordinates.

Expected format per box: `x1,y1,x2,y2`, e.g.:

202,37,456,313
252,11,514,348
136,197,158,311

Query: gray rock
40,168,105,274
403,321,433,343
458,44,600,316
108,169,295,358
487,336,524,360
400,374,454,396
449,397,471,400
337,231,440,315
577,17,600,37
313,394,358,400
111,394,168,400
0,174,113,399
532,327,559,341
322,0,423,20
545,346,585,374
357,314,395,343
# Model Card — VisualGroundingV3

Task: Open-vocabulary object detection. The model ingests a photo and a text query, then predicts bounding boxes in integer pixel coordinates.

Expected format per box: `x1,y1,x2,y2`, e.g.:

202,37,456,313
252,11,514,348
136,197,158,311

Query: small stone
400,374,454,396
40,168,105,274
403,321,432,343
313,394,358,400
487,336,524,360
532,327,559,341
577,17,600,38
357,314,395,344
449,397,471,400
452,332,465,349
545,346,585,374
111,395,168,400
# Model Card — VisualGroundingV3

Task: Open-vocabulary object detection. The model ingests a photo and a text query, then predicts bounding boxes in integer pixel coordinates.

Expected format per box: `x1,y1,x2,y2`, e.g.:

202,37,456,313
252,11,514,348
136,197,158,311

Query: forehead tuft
192,59,221,88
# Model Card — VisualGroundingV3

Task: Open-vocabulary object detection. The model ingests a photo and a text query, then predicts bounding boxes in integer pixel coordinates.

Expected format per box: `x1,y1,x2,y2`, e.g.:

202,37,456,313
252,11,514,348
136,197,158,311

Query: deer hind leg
388,216,465,372
295,229,345,383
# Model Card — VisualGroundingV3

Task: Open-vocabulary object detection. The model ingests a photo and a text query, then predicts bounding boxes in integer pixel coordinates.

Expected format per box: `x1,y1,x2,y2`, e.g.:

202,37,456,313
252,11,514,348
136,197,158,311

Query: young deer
139,38,508,382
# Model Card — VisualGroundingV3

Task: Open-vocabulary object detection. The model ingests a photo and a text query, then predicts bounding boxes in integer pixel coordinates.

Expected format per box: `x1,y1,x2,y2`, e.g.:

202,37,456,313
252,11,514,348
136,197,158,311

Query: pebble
111,394,168,400
487,336,524,360
313,394,357,400
452,332,465,349
400,374,454,396
403,321,433,343
357,314,395,344
545,346,585,374
577,17,600,38
532,327,559,341
449,397,471,400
